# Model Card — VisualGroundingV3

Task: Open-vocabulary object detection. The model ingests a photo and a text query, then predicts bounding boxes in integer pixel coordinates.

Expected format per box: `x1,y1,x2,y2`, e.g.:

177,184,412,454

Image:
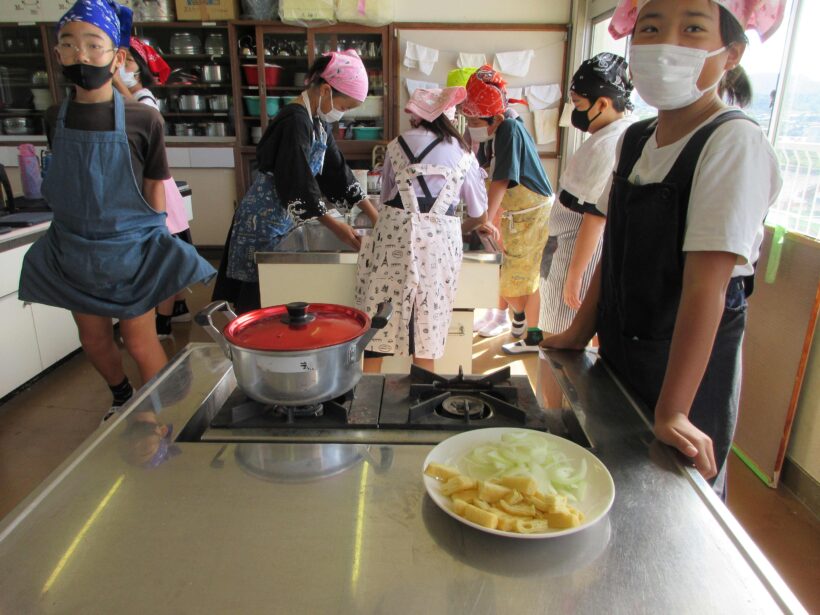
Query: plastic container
352,126,382,140
242,64,283,87
18,144,42,199
244,96,281,117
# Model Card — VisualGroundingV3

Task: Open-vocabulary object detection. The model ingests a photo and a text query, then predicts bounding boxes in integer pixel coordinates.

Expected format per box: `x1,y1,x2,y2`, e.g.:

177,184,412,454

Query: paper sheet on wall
533,108,559,146
457,52,486,68
493,50,535,78
406,78,440,95
525,84,562,110
404,42,440,76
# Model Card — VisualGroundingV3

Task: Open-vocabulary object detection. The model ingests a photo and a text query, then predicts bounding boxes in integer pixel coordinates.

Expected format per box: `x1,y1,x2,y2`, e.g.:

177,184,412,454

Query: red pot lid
223,302,371,352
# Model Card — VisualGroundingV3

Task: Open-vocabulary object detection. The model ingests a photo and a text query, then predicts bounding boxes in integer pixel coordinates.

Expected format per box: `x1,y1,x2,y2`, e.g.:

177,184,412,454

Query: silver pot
178,94,206,112
235,443,393,483
204,33,227,56
132,0,174,21
196,301,393,406
207,94,230,111
156,97,168,113
201,63,225,83
169,32,202,55
3,117,33,135
203,121,227,137
172,122,196,137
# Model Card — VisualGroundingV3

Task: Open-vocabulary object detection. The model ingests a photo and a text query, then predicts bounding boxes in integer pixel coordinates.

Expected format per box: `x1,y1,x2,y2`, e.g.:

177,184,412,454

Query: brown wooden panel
735,227,820,485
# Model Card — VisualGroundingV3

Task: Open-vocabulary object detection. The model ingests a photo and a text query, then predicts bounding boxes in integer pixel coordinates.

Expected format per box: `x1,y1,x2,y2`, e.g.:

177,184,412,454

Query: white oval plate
423,428,615,539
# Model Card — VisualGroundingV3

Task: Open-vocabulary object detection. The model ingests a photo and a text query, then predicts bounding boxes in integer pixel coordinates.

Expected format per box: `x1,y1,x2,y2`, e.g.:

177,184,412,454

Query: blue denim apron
598,111,752,496
226,114,327,283
19,91,215,318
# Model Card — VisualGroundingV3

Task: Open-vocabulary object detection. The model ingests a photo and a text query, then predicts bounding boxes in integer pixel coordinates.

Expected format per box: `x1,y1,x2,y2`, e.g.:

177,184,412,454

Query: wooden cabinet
131,22,235,144
229,21,392,197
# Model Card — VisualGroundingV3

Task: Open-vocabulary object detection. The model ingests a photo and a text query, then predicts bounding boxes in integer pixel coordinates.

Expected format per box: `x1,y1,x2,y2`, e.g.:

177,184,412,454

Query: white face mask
118,66,139,88
317,90,345,123
628,44,726,110
468,125,492,143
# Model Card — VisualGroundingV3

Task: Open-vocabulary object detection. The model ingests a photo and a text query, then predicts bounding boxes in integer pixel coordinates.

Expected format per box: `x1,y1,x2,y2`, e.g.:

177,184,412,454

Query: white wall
395,0,569,23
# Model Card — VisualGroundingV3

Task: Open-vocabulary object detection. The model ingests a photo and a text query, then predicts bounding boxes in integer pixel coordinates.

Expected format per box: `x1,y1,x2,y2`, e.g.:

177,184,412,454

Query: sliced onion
458,432,587,501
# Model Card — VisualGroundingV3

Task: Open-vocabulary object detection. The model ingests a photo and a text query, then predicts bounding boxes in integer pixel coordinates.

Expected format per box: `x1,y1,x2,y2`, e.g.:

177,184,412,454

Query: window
766,0,820,239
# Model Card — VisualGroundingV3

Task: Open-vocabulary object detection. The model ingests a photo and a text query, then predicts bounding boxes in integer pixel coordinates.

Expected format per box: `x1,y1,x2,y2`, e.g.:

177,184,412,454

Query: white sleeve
462,155,489,218
684,121,782,267
595,133,626,217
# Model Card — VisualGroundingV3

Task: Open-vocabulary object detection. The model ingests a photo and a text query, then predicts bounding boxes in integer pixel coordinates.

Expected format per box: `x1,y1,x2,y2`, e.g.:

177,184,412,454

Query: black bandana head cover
570,53,633,108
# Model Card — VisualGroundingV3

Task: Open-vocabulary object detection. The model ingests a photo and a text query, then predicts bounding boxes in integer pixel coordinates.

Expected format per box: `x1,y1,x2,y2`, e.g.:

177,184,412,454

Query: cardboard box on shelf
41,0,133,22
174,0,237,21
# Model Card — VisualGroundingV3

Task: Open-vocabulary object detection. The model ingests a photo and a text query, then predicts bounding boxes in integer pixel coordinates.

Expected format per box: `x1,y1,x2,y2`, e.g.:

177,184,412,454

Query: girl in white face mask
113,38,198,339
541,0,785,498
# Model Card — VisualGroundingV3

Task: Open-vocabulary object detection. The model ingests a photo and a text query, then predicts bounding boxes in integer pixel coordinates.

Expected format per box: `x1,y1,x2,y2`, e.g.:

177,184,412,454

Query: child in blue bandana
19,0,215,422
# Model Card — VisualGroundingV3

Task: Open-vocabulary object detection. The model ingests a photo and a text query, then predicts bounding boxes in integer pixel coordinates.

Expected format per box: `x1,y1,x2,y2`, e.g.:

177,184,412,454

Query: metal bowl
3,117,33,135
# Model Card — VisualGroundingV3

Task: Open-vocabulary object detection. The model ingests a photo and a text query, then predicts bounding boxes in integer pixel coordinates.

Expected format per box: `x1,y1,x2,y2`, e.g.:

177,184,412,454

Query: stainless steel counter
0,344,807,614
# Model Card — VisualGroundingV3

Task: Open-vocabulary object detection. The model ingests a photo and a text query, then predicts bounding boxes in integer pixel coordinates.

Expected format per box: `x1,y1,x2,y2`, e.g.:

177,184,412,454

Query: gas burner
274,403,324,421
438,394,493,421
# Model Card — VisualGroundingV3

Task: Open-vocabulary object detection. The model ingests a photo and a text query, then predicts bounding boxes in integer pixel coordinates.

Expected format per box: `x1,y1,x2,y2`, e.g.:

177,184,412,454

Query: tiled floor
1,283,818,612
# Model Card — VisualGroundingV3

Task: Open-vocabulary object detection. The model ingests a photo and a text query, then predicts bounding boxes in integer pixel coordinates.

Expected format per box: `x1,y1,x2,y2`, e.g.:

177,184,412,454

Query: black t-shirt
256,103,364,220
45,98,170,186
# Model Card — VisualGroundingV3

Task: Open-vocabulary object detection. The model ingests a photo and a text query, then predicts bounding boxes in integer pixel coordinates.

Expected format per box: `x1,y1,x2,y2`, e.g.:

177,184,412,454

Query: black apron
598,110,753,490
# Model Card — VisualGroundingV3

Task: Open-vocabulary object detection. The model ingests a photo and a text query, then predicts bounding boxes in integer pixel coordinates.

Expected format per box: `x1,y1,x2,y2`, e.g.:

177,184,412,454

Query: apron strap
113,90,126,133
56,93,72,127
396,136,443,202
614,118,657,179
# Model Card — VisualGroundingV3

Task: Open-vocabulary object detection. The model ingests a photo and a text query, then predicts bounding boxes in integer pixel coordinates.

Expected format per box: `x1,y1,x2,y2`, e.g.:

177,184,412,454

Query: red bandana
130,37,171,85
462,65,508,118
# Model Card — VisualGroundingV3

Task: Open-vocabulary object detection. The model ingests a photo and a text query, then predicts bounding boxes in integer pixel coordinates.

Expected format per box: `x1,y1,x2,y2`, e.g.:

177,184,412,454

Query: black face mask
570,100,602,133
62,61,114,91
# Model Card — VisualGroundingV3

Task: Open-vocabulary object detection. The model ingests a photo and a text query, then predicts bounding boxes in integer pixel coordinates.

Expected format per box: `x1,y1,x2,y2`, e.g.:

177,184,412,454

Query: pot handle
355,301,393,355
194,301,238,359
359,445,394,474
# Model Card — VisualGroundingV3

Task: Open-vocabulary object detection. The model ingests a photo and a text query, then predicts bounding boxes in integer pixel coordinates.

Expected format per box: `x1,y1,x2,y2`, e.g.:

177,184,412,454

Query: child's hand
653,413,717,479
477,221,501,243
563,275,583,310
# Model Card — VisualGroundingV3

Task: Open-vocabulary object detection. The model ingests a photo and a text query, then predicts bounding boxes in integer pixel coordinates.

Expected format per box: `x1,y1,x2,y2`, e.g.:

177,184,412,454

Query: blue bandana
57,0,133,48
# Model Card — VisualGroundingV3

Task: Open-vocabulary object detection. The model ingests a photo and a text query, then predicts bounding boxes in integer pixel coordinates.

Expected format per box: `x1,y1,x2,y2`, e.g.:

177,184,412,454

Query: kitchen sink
274,220,499,256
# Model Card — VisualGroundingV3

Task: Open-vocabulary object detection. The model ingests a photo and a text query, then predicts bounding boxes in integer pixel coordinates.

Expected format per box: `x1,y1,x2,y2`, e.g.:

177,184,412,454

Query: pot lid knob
283,302,315,325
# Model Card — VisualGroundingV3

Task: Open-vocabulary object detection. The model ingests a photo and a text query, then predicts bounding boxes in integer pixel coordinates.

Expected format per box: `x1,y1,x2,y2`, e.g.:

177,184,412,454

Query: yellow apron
498,184,552,297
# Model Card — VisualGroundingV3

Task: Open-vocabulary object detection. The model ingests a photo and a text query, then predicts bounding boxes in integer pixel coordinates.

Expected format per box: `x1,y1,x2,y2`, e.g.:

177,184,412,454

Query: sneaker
502,339,541,355
473,309,494,333
478,320,511,338
170,300,191,323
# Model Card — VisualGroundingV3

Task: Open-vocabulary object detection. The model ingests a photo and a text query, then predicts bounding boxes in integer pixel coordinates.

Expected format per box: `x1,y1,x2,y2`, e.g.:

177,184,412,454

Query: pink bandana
321,50,369,102
405,87,467,123
610,0,786,42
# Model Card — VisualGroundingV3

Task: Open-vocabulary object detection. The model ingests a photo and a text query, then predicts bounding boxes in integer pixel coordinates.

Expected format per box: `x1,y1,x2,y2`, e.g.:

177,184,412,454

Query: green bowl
352,126,382,140
243,96,281,117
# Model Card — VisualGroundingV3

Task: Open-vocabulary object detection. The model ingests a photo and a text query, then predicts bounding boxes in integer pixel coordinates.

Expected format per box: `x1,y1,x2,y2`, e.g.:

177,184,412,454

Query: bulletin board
392,23,569,158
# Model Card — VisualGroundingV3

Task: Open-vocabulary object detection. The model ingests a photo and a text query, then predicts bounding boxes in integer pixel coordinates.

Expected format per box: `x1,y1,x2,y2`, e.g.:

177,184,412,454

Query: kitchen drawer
0,294,42,399
0,245,28,297
31,303,81,369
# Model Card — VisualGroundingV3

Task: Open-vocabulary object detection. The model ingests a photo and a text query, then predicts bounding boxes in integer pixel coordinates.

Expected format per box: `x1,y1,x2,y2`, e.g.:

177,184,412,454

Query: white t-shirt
134,88,159,111
597,108,782,277
559,116,634,206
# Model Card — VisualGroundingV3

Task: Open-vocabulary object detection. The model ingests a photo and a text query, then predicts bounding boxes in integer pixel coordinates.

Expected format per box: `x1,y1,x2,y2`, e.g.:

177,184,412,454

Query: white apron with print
355,140,473,359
